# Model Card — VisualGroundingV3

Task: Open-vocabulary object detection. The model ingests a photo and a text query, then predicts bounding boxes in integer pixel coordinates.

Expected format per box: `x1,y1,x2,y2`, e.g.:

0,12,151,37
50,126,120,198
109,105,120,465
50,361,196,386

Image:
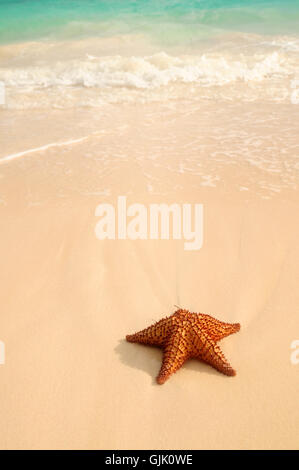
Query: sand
0,101,298,449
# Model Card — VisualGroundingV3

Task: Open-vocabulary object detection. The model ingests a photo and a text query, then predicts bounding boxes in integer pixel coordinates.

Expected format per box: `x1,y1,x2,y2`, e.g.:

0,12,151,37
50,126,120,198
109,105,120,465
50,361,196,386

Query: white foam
0,51,292,91
0,136,89,164
263,38,299,52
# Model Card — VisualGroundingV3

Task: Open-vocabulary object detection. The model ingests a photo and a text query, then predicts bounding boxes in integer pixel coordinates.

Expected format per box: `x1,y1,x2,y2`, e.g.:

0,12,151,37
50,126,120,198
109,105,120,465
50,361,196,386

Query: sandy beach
1,0,299,451
0,96,299,449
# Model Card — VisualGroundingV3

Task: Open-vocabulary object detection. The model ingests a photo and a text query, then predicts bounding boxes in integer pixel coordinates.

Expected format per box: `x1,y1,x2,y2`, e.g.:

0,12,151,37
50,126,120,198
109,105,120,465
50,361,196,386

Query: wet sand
0,101,298,449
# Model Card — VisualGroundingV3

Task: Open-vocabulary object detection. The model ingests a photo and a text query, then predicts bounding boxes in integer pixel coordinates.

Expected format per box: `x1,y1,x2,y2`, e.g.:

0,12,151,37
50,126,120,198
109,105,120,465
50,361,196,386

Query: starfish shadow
115,339,221,385
115,340,162,386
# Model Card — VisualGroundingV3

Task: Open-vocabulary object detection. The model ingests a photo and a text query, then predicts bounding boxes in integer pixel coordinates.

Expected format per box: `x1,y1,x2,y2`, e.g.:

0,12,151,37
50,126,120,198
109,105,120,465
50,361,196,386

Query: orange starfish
126,309,240,384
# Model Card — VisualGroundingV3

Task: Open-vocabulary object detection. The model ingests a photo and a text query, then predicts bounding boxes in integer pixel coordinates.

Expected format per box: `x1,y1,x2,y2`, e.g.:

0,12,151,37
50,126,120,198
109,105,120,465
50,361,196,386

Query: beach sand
0,100,298,449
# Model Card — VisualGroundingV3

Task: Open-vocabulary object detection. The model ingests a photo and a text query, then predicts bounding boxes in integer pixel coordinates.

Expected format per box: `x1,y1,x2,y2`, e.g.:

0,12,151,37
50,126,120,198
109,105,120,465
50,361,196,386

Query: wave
262,38,299,52
0,51,294,91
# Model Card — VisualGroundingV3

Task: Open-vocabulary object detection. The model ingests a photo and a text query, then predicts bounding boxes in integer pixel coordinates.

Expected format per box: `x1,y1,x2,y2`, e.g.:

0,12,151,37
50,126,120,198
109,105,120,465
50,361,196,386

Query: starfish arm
193,333,237,376
197,314,240,342
157,330,189,384
126,315,173,346
126,309,240,383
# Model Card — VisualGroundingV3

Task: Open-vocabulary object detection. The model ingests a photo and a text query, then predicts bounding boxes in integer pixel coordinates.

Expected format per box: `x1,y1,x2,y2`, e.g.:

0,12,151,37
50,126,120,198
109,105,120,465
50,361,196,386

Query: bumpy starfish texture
126,309,240,384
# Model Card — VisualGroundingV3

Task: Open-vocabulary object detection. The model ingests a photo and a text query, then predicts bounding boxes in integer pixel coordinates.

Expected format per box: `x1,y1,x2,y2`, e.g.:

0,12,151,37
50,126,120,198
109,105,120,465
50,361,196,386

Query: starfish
126,309,240,384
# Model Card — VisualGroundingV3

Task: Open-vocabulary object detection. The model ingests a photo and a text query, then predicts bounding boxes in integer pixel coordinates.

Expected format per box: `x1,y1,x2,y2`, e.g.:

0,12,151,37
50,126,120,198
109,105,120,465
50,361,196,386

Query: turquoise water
0,0,299,44
0,0,298,109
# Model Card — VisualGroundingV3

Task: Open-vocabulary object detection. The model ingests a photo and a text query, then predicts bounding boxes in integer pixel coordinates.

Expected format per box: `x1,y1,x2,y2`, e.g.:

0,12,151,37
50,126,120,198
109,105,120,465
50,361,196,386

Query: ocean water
0,0,299,108
1,0,299,44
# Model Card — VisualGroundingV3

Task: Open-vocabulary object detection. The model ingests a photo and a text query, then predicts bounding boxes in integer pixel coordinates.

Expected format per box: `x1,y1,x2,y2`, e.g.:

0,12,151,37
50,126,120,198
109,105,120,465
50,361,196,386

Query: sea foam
0,51,292,90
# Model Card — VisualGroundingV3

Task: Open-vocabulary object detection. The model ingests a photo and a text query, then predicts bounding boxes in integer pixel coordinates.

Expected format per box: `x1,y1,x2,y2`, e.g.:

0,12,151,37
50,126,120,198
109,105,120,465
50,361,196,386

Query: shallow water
0,1,299,108
0,1,298,198
1,0,299,44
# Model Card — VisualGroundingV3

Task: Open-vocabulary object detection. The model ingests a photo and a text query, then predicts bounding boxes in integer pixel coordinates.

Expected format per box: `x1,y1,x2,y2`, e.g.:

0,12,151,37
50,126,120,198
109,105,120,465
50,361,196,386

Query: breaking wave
1,51,295,90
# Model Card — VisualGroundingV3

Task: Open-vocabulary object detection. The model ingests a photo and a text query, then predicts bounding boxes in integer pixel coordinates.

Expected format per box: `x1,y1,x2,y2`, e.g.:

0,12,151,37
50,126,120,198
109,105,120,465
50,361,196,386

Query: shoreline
0,97,298,449
0,1,299,447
